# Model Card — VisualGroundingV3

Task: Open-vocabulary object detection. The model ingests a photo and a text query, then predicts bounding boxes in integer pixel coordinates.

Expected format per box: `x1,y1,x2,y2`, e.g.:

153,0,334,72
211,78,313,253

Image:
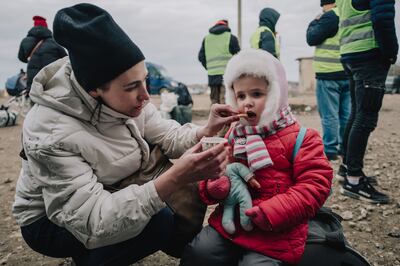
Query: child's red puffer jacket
199,123,333,264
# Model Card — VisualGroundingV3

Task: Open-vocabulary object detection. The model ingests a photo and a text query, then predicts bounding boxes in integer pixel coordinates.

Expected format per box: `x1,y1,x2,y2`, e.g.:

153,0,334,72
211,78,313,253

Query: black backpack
293,128,371,266
298,207,371,266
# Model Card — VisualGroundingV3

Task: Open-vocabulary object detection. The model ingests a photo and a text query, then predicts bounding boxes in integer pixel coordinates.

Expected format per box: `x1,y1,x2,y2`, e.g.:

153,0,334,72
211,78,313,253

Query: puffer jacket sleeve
306,11,339,46
229,34,241,55
143,104,199,159
258,129,332,231
26,147,165,249
198,39,207,69
18,36,36,63
370,0,398,63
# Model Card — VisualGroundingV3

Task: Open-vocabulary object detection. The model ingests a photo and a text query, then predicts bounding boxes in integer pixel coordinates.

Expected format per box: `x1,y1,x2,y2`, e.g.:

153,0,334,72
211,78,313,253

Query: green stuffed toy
222,162,258,234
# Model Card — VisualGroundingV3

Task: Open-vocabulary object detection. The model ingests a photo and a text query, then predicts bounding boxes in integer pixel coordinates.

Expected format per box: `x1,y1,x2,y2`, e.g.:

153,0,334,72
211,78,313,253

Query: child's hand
245,206,272,231
248,177,261,189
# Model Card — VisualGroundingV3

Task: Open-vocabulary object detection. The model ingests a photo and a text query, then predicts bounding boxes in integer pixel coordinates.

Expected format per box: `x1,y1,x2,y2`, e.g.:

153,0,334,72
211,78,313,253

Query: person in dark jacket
18,16,67,93
198,20,240,104
250,7,280,59
306,0,350,161
336,0,398,204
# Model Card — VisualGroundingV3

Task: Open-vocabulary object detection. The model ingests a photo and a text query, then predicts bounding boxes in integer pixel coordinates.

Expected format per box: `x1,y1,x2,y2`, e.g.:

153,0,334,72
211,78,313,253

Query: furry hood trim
224,48,289,126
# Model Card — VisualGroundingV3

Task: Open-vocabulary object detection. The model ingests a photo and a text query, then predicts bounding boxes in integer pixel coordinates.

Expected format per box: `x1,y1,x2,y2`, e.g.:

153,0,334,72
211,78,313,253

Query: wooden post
238,0,242,45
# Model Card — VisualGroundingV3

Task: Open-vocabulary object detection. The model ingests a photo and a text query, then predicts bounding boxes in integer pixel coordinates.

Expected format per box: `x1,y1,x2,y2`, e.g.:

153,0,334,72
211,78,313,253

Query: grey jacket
12,57,199,249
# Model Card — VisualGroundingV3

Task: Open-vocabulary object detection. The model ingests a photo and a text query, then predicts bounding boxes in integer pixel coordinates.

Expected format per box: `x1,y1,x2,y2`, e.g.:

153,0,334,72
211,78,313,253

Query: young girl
181,49,333,266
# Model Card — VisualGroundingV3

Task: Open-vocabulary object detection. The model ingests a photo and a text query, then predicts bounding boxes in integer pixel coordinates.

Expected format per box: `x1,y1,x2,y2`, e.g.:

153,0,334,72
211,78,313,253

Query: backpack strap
292,127,307,162
27,39,44,61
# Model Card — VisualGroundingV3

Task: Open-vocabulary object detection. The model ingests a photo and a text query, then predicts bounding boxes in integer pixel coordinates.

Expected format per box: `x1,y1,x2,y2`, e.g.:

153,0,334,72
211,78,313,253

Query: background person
336,0,398,203
18,15,67,94
250,7,281,59
198,19,240,104
306,0,351,161
12,4,239,265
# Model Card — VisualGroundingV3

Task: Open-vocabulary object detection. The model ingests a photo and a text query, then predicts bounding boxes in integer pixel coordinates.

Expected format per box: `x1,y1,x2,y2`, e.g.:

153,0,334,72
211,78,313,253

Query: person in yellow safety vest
306,0,351,163
198,20,240,104
250,7,280,59
335,0,398,204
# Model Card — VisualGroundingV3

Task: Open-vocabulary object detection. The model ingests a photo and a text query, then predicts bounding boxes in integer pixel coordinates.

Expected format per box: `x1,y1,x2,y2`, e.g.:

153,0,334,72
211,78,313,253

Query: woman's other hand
154,142,229,201
197,104,239,138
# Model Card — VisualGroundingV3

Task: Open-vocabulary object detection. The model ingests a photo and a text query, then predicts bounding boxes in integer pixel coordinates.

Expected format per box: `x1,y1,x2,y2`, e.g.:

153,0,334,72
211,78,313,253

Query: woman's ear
88,89,101,98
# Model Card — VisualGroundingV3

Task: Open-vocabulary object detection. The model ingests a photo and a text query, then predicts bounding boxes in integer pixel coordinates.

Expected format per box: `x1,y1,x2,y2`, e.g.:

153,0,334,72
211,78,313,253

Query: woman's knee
147,207,174,244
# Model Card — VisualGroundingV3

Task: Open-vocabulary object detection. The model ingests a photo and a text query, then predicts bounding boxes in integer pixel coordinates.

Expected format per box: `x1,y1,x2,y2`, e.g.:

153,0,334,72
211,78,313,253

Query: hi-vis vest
205,32,232,76
313,8,344,74
250,26,280,59
336,0,378,55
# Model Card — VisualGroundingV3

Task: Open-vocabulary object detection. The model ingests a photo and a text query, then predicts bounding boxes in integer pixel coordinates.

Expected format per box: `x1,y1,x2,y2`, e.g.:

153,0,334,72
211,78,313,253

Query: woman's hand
154,142,230,201
197,104,240,138
174,142,229,182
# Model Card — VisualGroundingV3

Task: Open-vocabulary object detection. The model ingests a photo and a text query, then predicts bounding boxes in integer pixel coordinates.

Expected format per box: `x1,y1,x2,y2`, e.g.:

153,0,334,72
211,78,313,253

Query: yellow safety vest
205,32,232,76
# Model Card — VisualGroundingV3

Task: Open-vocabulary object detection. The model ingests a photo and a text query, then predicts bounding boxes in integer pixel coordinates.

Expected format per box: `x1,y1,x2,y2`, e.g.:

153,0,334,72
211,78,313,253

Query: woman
12,3,239,265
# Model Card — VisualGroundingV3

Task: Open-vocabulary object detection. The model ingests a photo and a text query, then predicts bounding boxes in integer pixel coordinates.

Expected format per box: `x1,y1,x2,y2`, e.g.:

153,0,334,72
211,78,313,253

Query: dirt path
1,94,399,266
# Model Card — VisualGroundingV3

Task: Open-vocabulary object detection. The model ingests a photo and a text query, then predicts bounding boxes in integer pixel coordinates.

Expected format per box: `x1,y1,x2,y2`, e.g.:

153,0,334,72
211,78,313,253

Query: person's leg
21,207,174,266
341,65,356,168
180,226,240,266
220,84,226,104
21,216,87,259
341,59,390,203
78,207,174,265
338,76,378,185
346,60,389,176
239,251,284,266
210,85,220,104
338,79,351,157
316,79,341,160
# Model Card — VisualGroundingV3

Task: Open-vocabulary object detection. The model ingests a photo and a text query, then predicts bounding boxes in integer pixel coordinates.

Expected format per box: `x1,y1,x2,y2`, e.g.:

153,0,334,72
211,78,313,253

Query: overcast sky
1,0,399,87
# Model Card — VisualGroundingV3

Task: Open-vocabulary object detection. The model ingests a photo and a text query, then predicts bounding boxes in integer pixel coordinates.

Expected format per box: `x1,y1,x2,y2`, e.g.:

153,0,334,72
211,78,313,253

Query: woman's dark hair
89,82,111,122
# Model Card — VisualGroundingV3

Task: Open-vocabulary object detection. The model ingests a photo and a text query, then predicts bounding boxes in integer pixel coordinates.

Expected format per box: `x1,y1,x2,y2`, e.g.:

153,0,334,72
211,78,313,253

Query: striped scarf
228,107,296,172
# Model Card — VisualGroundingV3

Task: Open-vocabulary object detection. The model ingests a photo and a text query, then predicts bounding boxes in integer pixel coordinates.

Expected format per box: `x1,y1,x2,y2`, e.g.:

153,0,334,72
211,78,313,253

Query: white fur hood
224,48,289,126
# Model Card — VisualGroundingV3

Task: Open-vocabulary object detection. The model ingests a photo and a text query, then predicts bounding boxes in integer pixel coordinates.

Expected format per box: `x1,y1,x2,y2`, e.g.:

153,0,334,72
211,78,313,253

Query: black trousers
20,208,174,266
342,59,390,176
180,226,284,266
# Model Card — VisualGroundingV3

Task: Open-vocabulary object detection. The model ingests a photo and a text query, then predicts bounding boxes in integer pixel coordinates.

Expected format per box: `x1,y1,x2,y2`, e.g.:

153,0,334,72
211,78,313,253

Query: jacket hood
209,24,231,34
224,48,289,126
27,26,53,39
29,57,132,124
259,8,280,33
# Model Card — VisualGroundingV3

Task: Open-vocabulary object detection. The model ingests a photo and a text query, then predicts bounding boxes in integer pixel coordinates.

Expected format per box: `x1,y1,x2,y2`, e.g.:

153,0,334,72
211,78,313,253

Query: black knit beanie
320,0,335,6
53,3,145,91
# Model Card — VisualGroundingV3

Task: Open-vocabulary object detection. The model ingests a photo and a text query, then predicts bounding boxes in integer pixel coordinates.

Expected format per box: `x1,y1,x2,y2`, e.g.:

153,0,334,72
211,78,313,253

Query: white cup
200,137,228,151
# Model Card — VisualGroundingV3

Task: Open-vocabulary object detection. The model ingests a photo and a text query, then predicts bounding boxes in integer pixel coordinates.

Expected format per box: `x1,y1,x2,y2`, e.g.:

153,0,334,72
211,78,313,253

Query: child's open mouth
246,111,257,119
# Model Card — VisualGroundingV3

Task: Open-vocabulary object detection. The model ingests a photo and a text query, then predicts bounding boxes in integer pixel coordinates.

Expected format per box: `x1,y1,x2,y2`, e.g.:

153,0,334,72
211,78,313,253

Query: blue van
145,62,192,106
146,62,179,94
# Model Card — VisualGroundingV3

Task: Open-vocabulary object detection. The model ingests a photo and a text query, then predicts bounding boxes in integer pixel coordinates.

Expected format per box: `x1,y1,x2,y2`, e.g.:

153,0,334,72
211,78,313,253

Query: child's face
233,76,268,126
